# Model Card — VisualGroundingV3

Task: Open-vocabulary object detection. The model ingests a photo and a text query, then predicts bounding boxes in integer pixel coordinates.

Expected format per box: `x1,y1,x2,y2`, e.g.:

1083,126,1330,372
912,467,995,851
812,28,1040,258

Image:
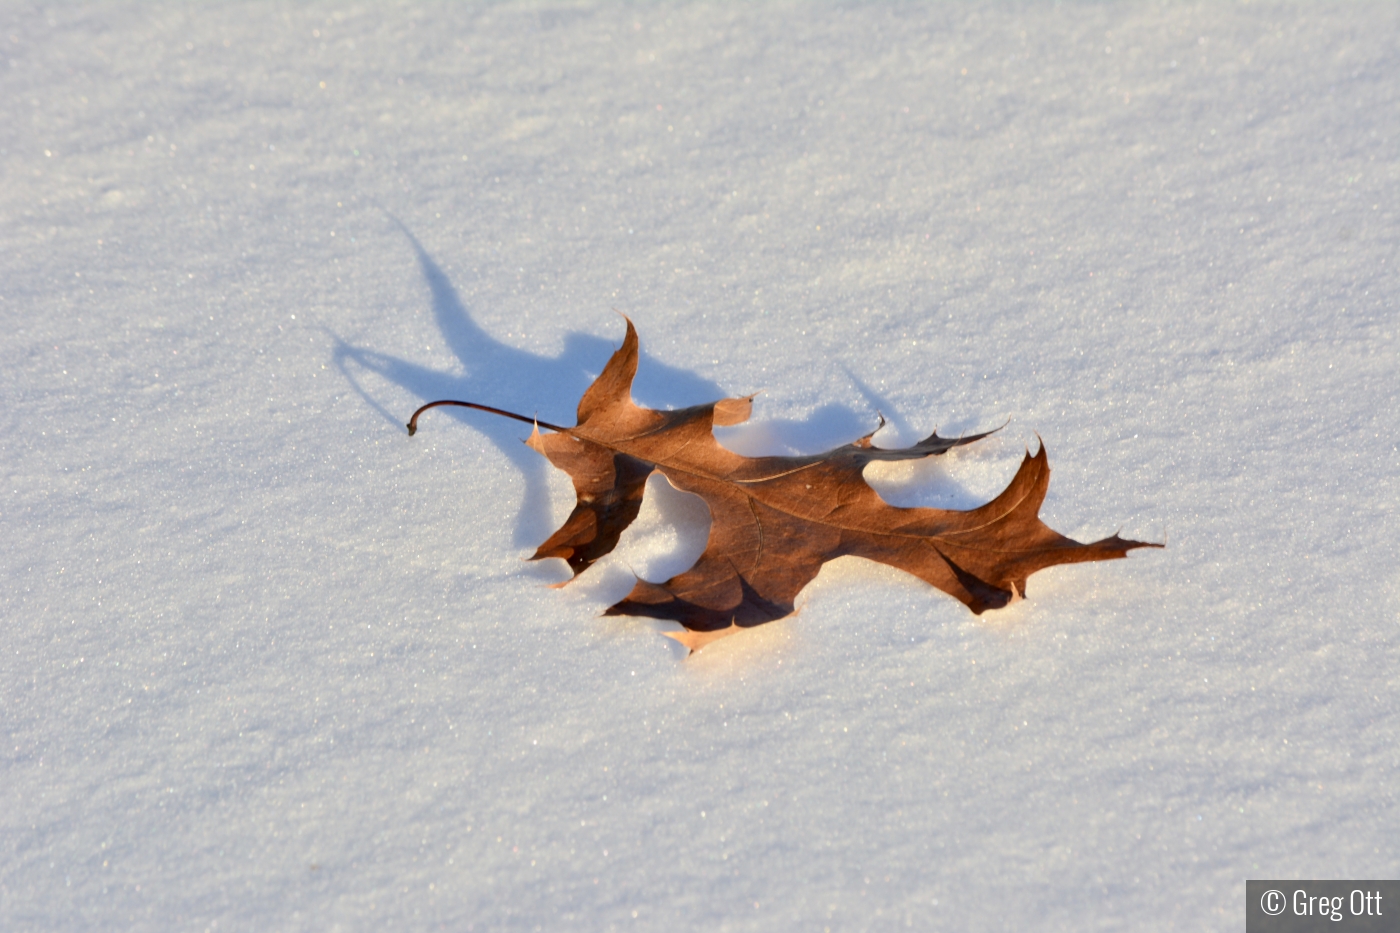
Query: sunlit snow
3,4,1396,930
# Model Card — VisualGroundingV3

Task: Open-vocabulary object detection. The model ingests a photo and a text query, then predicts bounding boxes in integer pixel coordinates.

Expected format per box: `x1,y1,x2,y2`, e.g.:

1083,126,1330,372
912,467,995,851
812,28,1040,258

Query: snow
2,2,1397,930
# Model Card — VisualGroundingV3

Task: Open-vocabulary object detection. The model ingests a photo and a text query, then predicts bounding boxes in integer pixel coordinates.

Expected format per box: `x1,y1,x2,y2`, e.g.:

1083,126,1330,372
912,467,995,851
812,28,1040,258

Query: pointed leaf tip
713,395,754,426
575,318,641,424
662,623,743,655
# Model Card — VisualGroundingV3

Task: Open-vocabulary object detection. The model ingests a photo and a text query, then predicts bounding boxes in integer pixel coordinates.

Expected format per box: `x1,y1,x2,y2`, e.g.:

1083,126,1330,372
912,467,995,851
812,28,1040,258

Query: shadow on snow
329,216,974,548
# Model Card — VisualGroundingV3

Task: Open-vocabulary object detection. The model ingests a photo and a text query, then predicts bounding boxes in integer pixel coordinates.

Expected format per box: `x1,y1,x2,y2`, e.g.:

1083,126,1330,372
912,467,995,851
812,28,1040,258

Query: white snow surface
3,3,1397,930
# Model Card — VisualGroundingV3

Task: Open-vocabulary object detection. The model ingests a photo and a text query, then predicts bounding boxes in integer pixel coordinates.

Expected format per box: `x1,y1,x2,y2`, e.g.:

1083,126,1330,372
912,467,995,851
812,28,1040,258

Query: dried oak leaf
410,320,1161,653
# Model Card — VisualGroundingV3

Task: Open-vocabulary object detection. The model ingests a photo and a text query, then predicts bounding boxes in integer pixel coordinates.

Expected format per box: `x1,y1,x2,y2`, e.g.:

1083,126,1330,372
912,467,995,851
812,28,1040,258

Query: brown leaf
526,320,1162,651
412,320,1161,654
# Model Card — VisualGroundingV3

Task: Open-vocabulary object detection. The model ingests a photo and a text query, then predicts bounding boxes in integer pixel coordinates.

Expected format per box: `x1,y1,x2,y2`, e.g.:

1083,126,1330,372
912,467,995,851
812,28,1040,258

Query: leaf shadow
329,215,726,546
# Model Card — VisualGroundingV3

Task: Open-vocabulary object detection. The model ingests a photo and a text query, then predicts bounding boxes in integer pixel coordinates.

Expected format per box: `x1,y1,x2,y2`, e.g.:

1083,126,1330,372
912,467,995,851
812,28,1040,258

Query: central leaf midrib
568,425,1034,550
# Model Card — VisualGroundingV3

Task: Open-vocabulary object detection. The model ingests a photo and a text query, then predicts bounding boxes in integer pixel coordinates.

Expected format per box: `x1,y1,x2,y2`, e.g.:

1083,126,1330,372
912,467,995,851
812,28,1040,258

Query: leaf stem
406,400,568,436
